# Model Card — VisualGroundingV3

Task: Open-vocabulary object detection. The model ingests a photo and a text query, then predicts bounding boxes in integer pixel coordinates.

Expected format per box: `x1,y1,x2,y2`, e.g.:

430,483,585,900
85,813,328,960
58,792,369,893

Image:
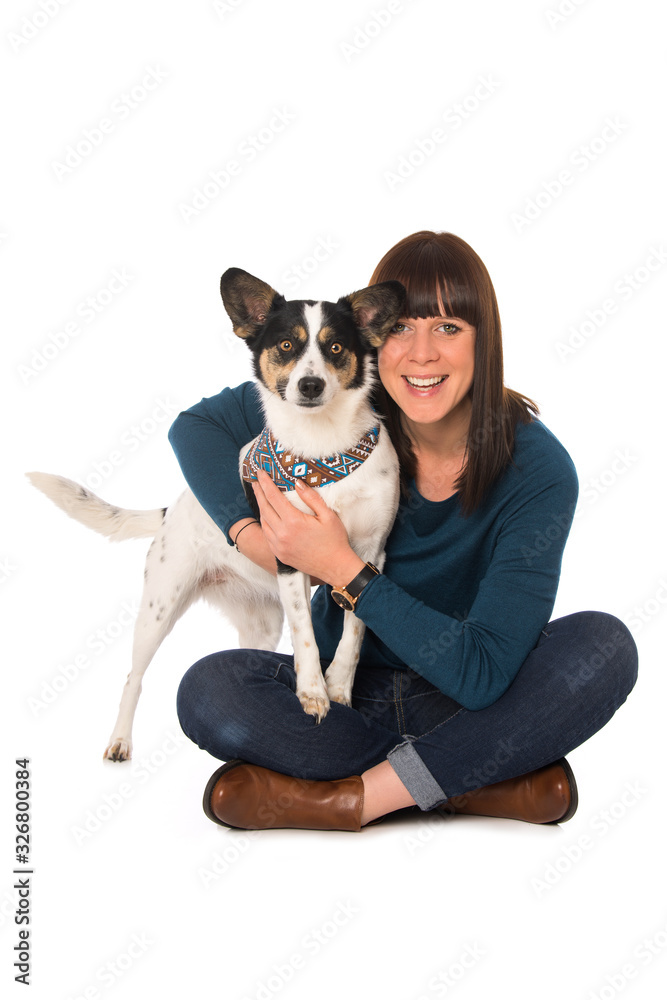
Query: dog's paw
326,684,352,707
103,739,132,762
324,665,353,707
297,688,330,724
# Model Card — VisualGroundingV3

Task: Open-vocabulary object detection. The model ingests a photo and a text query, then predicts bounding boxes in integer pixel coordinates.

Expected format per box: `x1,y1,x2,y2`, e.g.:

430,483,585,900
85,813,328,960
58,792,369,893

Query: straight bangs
369,232,481,327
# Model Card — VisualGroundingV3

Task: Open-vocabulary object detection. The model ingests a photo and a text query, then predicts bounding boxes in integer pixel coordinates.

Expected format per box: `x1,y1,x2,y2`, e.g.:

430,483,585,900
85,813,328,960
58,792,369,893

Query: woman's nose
408,329,440,363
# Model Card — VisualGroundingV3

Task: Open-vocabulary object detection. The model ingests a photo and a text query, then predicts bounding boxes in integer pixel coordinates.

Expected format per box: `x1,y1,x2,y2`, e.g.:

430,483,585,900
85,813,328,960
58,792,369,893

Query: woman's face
377,313,476,430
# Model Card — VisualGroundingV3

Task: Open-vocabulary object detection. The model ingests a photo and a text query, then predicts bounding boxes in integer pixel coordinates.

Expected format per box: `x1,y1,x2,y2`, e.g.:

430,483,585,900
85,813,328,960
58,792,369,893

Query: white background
2,1,666,997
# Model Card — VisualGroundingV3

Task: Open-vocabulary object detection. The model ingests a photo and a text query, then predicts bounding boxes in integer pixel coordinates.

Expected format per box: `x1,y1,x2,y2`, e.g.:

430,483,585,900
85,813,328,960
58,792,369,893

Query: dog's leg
324,612,367,707
104,582,199,761
277,566,330,723
104,624,170,762
103,527,200,761
235,600,284,650
324,550,386,707
209,589,284,651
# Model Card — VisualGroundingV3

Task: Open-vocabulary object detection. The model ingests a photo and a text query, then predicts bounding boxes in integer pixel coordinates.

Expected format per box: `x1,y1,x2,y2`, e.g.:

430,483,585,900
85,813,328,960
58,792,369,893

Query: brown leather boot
437,758,578,824
203,760,365,831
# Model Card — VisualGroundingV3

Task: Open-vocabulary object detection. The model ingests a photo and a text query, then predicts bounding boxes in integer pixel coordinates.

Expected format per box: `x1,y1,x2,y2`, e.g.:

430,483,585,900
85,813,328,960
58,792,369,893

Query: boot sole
545,756,579,824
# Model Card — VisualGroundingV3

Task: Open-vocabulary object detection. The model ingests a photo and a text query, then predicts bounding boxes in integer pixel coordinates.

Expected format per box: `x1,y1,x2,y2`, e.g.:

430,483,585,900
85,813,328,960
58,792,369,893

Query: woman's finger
294,478,329,516
253,470,294,520
296,479,337,518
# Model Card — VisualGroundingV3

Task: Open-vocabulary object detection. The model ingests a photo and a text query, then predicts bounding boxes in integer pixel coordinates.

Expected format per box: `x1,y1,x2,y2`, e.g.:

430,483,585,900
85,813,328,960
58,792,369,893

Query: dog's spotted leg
324,547,387,706
103,613,175,762
103,531,200,760
324,613,366,707
276,566,329,722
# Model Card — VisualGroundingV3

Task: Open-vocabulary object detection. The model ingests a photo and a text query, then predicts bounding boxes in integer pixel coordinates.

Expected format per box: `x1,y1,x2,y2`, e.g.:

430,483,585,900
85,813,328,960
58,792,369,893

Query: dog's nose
298,376,325,400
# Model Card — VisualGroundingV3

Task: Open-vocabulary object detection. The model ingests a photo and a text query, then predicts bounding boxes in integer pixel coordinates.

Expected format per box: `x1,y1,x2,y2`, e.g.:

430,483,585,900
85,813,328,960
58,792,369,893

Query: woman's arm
168,381,266,544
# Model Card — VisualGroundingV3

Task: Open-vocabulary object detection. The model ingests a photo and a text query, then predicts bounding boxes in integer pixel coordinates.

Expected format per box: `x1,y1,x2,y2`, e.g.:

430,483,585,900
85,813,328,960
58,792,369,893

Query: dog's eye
330,342,343,355
279,340,292,352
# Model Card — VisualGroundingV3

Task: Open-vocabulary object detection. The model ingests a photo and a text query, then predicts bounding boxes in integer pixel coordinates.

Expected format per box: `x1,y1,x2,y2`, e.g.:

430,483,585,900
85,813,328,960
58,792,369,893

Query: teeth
405,375,446,387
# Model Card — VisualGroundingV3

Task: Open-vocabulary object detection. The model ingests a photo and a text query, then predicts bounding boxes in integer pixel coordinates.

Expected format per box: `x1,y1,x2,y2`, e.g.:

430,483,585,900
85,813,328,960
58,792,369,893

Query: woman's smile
402,373,449,393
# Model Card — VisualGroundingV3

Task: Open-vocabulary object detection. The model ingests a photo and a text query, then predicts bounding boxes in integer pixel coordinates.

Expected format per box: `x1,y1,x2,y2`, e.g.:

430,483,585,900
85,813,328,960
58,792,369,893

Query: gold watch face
331,589,354,611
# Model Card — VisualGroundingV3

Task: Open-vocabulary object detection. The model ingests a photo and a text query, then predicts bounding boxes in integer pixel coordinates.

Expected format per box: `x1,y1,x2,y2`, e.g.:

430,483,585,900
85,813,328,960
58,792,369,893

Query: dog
28,267,405,761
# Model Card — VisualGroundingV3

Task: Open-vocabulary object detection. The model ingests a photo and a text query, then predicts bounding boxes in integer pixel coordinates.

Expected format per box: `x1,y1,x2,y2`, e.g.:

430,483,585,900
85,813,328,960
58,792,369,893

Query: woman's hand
251,470,366,588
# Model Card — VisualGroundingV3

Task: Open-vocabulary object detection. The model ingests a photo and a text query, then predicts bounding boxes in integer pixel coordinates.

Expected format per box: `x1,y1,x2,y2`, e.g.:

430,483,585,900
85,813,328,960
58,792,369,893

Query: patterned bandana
242,425,380,492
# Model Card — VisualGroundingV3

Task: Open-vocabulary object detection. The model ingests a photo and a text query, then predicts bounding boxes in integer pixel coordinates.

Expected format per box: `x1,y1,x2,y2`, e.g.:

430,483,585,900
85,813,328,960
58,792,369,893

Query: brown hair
369,230,538,516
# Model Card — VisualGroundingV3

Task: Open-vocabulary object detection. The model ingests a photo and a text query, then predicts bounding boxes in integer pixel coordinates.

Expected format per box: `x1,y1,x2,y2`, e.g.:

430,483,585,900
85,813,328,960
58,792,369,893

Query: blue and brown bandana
242,426,380,492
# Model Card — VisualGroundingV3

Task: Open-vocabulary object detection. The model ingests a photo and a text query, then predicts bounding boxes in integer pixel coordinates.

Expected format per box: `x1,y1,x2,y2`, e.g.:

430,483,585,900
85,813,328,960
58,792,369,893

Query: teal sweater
168,382,578,710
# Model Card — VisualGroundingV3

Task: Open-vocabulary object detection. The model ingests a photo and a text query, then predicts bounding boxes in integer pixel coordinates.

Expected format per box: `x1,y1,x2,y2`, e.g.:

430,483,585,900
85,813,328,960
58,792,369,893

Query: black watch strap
331,563,380,612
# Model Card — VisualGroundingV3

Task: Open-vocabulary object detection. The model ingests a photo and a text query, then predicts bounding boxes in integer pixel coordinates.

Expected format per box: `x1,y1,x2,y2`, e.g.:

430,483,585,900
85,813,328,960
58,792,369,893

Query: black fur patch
242,480,260,519
276,558,297,575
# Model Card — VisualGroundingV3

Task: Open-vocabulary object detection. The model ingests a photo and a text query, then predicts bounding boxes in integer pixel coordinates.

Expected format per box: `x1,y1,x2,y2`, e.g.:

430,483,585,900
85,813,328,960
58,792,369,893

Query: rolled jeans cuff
387,739,448,811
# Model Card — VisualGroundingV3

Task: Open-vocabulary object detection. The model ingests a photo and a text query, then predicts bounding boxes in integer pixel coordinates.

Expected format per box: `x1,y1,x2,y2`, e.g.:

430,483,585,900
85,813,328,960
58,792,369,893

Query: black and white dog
28,268,404,761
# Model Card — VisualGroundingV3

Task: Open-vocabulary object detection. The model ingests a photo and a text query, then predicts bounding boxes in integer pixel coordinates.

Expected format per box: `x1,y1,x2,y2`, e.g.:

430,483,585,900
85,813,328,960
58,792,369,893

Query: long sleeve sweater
168,382,579,711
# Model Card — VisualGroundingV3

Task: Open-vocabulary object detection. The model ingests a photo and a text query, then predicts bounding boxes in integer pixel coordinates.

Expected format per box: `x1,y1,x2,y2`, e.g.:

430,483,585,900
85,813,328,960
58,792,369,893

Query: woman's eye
279,340,292,352
390,322,409,334
437,323,459,335
330,342,343,354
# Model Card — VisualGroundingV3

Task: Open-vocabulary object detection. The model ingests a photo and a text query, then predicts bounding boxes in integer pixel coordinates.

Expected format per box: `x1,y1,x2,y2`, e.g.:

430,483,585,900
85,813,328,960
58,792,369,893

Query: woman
172,231,638,832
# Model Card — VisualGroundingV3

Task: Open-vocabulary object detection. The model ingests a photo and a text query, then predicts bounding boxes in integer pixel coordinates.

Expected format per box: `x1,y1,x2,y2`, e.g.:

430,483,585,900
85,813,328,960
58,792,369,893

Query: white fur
302,302,323,340
27,307,399,761
283,303,333,409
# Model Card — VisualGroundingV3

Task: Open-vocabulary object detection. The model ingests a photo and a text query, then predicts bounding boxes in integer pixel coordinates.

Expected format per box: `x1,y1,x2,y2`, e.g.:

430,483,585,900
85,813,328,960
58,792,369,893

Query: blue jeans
176,611,638,810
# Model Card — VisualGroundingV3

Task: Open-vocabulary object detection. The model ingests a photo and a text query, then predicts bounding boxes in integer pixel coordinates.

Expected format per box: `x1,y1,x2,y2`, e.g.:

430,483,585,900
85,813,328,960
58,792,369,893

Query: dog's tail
26,472,166,541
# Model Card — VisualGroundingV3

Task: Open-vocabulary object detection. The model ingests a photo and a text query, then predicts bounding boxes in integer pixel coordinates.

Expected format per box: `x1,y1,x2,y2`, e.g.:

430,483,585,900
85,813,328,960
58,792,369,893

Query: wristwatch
331,563,380,612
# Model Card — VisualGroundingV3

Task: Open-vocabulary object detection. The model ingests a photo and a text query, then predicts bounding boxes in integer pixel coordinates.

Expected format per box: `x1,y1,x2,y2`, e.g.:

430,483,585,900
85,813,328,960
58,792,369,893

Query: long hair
369,231,538,516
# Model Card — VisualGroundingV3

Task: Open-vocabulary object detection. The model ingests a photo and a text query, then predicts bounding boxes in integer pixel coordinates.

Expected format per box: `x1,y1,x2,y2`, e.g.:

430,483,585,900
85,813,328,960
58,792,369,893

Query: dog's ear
341,280,407,348
220,268,283,340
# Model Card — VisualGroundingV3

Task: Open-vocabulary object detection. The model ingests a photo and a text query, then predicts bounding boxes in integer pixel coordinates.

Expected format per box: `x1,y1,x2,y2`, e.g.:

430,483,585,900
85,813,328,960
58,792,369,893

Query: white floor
4,2,666,998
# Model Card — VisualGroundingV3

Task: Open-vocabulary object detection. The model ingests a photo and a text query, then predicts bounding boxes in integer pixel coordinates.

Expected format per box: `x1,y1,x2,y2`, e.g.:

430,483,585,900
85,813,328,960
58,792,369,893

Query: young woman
171,231,638,832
